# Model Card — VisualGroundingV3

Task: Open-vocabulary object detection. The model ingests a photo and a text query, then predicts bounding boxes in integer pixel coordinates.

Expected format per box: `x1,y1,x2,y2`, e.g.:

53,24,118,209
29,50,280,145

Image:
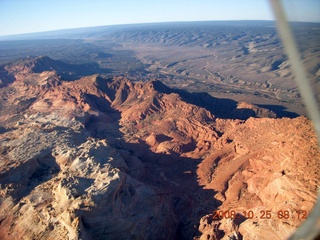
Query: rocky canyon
0,56,319,239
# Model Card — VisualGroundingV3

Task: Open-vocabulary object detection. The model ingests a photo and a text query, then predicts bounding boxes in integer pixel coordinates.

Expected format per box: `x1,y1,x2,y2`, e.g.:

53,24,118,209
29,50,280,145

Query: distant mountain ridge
0,20,319,119
0,20,278,40
1,56,276,120
1,20,319,41
1,56,109,81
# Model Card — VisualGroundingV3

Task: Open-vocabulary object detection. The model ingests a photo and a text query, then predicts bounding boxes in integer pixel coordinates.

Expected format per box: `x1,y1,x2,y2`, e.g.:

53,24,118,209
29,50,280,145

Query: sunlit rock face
0,57,319,239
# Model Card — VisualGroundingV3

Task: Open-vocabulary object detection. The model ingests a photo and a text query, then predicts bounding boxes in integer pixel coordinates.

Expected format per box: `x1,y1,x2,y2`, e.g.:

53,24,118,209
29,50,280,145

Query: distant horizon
0,20,275,38
0,0,320,36
1,0,319,37
1,19,320,39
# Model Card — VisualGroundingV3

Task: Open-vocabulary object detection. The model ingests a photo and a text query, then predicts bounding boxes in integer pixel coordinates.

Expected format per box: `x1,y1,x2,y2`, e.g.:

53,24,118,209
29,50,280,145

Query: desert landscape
1,21,319,116
0,21,319,239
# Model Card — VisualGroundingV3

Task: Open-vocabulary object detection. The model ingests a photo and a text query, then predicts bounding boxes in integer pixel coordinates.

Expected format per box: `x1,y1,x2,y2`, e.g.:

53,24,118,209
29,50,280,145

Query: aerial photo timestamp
0,0,319,240
211,209,308,220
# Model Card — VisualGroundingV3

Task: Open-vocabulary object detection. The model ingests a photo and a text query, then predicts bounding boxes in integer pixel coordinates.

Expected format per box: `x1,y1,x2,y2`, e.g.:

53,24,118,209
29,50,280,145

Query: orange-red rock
0,57,318,239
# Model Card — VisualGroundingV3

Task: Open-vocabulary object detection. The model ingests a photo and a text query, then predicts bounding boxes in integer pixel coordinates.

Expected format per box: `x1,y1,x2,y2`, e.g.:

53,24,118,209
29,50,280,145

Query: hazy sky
0,0,319,36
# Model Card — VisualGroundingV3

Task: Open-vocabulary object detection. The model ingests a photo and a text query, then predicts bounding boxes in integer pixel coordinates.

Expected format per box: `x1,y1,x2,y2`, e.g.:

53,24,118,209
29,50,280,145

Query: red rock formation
0,57,318,239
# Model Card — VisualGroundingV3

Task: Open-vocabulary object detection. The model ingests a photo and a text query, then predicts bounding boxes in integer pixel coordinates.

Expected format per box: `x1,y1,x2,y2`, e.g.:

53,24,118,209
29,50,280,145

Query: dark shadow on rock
0,126,14,134
0,149,60,203
92,52,114,59
233,108,259,120
84,94,115,113
155,134,173,142
151,80,273,120
17,56,113,81
71,177,95,198
13,97,37,114
257,104,300,118
83,94,122,142
0,67,15,87
172,90,274,120
81,97,222,240
115,139,222,239
271,59,285,71
234,213,247,226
